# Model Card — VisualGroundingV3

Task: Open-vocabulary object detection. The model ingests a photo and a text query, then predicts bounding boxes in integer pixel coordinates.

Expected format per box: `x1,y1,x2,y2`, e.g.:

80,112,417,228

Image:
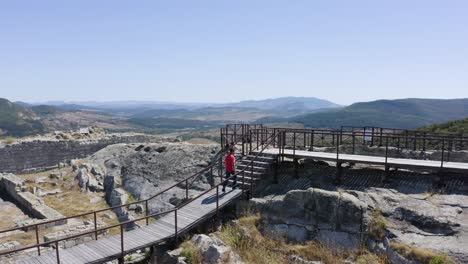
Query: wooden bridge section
18,188,242,264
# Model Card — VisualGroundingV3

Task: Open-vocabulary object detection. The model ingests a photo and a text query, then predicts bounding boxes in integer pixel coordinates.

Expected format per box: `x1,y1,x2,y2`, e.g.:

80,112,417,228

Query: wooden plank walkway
18,188,242,264
262,148,468,172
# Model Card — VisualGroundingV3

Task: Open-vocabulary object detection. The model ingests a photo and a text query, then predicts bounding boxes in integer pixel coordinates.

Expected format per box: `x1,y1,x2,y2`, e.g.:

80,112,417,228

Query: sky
0,1,467,105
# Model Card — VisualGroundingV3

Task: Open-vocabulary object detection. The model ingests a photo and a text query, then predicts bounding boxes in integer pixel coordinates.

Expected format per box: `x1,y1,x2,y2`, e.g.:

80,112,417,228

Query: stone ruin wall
0,134,159,174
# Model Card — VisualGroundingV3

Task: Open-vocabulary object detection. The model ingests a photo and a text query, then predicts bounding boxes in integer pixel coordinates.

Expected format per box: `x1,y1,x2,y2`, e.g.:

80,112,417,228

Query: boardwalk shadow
201,190,231,205
257,164,468,196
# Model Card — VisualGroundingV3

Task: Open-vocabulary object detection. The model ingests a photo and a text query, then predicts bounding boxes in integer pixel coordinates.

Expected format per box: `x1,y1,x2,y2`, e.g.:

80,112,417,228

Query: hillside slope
0,98,46,137
419,118,468,134
293,98,468,129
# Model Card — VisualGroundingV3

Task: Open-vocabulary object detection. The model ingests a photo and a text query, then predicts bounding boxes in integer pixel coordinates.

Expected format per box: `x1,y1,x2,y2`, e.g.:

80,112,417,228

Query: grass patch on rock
218,214,386,264
180,240,203,264
368,209,387,241
2,136,16,144
390,242,456,264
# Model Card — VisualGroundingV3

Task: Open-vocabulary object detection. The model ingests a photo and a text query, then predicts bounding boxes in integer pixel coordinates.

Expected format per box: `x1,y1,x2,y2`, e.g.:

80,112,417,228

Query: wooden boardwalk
18,188,242,264
262,148,468,172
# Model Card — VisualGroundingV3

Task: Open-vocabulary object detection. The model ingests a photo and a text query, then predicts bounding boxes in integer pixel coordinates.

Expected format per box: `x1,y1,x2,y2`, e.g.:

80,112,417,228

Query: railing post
145,200,149,226
379,128,383,147
441,139,445,168
336,132,340,162
385,137,389,166
447,140,451,162
249,130,252,154
174,209,178,243
55,241,60,264
216,185,219,219
352,132,355,154
35,224,41,256
94,212,98,240
293,132,296,158
220,128,224,149
423,132,427,151
405,130,409,149
397,136,401,153
304,132,307,149
311,130,314,151
250,160,254,196
120,224,124,259
185,179,189,200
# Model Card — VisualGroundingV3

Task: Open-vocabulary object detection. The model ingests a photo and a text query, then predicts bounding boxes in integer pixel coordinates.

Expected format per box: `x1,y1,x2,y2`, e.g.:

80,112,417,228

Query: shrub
3,136,16,144
180,241,202,264
429,254,456,264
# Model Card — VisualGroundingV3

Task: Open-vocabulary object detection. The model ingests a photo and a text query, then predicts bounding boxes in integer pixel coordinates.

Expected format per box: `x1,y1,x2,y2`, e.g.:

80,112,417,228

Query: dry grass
180,240,203,264
368,209,387,241
2,136,16,145
390,242,456,264
0,231,36,247
22,167,121,236
217,214,385,264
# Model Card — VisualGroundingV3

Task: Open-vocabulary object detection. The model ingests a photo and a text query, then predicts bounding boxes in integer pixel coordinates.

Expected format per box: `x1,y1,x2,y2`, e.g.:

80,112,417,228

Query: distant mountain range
22,97,342,117
292,98,468,129
2,97,468,137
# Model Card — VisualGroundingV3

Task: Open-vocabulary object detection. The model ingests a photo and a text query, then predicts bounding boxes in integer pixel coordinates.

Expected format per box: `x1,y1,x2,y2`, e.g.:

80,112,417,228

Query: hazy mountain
223,97,342,112
0,98,46,137
293,98,468,129
23,97,342,117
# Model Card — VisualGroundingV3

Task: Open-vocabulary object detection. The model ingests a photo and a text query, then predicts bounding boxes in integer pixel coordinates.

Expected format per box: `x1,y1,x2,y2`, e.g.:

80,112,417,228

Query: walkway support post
120,225,124,263
55,241,60,264
175,209,178,244
94,212,98,240
35,225,41,256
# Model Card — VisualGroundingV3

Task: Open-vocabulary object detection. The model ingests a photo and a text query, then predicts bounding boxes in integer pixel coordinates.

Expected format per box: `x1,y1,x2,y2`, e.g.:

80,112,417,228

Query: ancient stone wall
0,173,66,229
0,134,159,173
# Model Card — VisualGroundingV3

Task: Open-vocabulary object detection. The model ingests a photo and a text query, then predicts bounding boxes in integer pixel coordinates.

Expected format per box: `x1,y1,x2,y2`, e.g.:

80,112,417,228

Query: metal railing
276,129,468,169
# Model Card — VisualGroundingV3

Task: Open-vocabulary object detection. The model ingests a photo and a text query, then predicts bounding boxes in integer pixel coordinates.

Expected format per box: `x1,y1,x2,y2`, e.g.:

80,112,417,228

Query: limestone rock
75,169,90,191
49,173,61,179
191,234,244,264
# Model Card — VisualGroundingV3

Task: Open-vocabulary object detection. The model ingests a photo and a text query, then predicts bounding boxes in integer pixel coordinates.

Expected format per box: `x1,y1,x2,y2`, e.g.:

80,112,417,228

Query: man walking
223,148,236,192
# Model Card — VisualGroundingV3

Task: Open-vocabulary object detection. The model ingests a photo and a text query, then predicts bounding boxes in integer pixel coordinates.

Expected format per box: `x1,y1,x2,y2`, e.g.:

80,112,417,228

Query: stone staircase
227,153,277,190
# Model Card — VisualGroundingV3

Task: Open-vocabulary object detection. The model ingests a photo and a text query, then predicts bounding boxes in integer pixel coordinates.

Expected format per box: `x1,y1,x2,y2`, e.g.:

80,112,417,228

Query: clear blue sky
0,1,467,105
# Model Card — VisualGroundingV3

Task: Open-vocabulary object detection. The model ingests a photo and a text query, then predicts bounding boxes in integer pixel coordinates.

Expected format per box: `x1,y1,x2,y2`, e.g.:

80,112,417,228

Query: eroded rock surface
87,142,220,214
249,187,468,262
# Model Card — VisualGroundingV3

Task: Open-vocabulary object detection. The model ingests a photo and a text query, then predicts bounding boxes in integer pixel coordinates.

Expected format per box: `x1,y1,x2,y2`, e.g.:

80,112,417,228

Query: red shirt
225,154,236,172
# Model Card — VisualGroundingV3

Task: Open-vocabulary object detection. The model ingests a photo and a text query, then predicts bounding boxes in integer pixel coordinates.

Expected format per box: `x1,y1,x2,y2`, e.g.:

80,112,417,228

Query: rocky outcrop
162,234,243,264
75,163,105,192
250,188,366,249
249,187,468,262
87,142,220,214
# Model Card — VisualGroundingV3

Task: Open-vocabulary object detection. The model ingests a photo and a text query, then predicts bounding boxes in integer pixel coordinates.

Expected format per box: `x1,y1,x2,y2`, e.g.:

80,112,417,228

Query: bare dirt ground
0,199,30,231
